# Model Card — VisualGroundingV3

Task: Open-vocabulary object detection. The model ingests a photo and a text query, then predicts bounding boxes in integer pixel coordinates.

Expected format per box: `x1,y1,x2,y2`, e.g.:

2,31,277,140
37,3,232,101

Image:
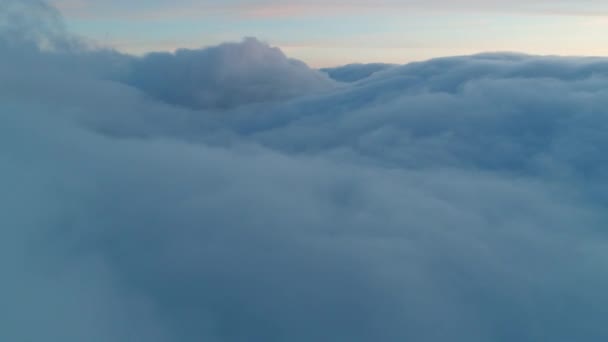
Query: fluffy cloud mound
2,1,608,342
125,38,336,109
243,53,608,176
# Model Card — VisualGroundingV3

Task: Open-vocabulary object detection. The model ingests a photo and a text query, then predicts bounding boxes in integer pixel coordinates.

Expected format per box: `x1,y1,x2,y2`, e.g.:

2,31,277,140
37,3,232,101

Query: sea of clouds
2,0,608,341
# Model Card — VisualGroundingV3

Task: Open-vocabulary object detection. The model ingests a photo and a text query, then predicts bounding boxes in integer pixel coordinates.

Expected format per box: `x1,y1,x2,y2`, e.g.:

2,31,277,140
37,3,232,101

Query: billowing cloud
125,38,336,109
1,0,70,49
2,1,608,342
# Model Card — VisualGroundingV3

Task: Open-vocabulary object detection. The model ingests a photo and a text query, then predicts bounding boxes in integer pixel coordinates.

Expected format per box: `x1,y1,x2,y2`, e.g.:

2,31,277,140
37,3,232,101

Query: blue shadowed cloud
2,1,608,341
124,38,335,109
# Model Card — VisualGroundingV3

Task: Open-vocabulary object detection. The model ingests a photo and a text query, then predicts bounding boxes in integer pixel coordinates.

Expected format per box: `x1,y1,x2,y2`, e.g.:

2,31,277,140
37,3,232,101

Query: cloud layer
2,1,608,341
321,63,395,82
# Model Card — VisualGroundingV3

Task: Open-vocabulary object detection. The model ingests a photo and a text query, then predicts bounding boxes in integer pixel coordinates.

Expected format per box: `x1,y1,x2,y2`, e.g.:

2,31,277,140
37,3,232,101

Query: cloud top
125,37,336,109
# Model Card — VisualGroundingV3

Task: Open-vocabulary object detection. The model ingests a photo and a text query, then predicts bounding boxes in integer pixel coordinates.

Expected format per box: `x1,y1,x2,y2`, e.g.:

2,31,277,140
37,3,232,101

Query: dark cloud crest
2,1,608,342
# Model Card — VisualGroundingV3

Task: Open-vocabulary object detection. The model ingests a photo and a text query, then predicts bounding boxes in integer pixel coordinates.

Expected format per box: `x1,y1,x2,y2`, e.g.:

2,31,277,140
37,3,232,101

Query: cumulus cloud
124,38,336,109
2,1,608,342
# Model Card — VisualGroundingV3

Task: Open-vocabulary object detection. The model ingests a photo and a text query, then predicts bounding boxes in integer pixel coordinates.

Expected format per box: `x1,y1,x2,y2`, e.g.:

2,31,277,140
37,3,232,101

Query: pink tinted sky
50,0,608,67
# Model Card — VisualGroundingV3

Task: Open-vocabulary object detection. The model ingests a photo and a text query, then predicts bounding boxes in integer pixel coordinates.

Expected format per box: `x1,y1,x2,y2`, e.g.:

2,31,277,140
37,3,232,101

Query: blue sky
49,0,608,66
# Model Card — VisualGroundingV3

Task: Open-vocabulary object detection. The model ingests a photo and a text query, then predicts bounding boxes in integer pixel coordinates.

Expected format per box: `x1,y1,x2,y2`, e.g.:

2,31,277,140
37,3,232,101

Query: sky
48,0,608,66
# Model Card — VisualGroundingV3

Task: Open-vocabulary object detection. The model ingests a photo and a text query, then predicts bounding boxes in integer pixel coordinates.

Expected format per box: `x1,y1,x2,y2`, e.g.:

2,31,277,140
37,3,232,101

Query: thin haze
49,0,608,66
